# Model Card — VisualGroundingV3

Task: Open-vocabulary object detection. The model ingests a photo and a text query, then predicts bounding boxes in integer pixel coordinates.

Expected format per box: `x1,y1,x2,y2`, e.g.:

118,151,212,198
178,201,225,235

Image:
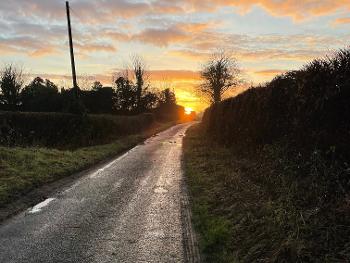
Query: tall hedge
0,112,154,149
202,49,350,157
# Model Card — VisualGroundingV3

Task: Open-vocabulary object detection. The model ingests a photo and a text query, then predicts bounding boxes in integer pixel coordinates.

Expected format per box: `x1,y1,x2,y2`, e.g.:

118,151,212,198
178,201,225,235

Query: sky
1,0,350,112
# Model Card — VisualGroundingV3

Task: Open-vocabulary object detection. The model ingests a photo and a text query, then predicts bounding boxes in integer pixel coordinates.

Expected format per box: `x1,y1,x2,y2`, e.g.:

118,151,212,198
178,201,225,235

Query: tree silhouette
0,65,24,111
81,81,114,114
91,81,103,91
159,88,176,105
21,77,61,112
140,90,158,111
132,55,149,112
154,88,180,121
114,74,137,114
198,51,241,103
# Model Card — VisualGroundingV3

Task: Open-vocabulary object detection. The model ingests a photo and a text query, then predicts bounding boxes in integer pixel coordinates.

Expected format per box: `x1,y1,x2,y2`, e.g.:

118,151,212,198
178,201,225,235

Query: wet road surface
0,123,198,263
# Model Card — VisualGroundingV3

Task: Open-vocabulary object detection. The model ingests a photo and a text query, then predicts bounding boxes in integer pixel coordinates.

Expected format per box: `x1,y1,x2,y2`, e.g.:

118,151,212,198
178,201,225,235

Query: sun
184,107,193,115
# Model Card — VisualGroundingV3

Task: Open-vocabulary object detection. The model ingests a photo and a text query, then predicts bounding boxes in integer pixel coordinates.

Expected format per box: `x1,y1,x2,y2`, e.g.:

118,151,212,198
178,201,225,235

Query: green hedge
0,112,154,149
202,48,350,158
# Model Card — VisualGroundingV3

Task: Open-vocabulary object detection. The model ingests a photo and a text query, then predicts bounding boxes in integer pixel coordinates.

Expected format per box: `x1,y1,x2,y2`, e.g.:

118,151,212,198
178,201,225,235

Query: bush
202,49,350,158
0,111,154,149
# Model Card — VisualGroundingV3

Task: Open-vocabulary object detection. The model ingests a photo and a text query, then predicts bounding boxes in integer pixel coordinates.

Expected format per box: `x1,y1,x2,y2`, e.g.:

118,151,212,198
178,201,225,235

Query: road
0,123,198,263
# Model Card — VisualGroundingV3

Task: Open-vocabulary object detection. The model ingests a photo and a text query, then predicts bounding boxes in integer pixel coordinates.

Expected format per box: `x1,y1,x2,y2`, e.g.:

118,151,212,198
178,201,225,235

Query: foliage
198,51,241,103
153,88,184,122
114,75,137,113
159,88,176,105
0,57,179,118
198,48,350,262
113,74,158,114
132,55,148,111
60,87,87,115
202,48,350,158
0,111,154,149
0,65,24,111
81,81,115,114
21,77,62,112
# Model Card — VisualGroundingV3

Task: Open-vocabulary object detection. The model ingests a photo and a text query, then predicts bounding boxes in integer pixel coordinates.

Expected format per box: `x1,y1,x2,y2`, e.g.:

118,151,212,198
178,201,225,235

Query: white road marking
28,198,56,214
89,146,139,179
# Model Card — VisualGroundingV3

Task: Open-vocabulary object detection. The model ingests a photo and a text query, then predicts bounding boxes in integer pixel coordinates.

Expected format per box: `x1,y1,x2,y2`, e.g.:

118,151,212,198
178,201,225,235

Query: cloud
0,0,148,23
254,69,287,76
0,43,20,55
236,49,326,61
168,34,335,63
130,22,214,47
75,42,117,53
132,27,189,47
103,31,130,41
149,70,201,81
332,17,350,26
2,0,350,26
0,35,60,57
30,47,59,57
2,0,350,112
168,50,210,60
176,0,350,21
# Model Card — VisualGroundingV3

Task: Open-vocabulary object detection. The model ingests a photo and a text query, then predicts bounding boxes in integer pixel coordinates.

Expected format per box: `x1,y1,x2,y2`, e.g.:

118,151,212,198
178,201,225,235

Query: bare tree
0,65,24,110
132,55,149,110
198,51,241,103
77,73,95,90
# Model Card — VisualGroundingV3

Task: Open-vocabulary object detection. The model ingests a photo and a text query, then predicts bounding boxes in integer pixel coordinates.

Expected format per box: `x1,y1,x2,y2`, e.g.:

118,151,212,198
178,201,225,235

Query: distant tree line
0,58,183,121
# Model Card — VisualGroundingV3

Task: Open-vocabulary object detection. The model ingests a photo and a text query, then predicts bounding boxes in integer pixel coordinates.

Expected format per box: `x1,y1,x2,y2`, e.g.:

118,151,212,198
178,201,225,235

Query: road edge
181,180,201,263
0,123,177,225
181,124,201,263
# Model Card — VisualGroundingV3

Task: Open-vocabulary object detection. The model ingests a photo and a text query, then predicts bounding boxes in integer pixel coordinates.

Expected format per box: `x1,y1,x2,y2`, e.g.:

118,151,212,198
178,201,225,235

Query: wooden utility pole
66,1,78,98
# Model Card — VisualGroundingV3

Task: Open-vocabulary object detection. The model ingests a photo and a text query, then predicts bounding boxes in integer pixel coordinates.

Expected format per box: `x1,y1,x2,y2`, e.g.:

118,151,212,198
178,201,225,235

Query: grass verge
183,124,349,263
0,121,174,208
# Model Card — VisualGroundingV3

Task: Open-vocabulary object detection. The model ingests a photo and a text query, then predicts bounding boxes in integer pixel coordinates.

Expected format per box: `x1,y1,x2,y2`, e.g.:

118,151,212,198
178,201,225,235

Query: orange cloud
130,22,213,47
254,69,287,76
168,50,210,60
332,17,350,26
75,42,117,53
30,47,58,57
149,70,201,81
170,47,326,62
236,49,326,61
183,0,350,21
3,0,350,26
132,28,189,47
0,43,20,54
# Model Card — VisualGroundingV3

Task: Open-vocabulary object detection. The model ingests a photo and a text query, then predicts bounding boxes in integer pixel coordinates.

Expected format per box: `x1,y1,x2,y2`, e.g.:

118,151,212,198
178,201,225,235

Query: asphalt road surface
0,123,199,263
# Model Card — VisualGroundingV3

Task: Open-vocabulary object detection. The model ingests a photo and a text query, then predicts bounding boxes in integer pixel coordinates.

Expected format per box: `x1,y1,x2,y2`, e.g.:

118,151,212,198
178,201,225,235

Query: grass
183,124,350,263
0,121,174,207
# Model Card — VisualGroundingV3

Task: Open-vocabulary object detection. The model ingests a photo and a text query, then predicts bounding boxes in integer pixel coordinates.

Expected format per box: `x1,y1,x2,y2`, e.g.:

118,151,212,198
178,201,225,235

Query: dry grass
183,124,350,262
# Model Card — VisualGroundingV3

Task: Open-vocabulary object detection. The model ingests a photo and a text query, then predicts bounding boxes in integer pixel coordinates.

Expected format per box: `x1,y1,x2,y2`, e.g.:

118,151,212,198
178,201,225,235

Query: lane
0,123,195,263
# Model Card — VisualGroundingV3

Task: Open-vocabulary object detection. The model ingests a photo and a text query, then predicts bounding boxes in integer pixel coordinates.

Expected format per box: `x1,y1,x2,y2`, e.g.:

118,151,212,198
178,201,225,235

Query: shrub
202,49,350,158
0,111,154,149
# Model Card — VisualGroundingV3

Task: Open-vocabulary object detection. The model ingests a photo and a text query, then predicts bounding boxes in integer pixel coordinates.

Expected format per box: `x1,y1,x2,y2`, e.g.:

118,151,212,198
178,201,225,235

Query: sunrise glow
184,107,193,115
1,1,350,112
